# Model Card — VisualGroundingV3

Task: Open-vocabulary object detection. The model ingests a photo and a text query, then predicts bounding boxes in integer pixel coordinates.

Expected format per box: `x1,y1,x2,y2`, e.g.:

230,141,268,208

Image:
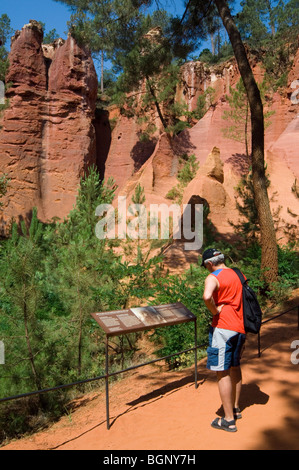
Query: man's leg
230,333,245,417
231,366,242,411
216,369,236,428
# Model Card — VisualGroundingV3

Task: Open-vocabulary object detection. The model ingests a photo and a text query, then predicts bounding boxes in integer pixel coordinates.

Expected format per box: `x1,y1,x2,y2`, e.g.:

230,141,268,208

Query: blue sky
1,0,241,77
1,0,72,40
0,0,190,41
1,0,241,44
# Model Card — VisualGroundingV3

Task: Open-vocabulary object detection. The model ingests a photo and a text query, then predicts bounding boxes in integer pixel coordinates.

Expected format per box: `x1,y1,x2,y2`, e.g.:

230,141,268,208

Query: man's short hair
201,248,225,267
205,253,225,266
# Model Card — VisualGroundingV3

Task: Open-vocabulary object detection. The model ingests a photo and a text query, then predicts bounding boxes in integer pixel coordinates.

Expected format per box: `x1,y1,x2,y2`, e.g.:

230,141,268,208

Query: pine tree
0,209,47,406
54,0,151,92
0,174,8,208
276,0,299,41
222,78,275,158
51,168,117,376
235,0,269,46
114,14,177,131
222,79,251,158
229,169,271,245
214,0,278,286
0,14,13,83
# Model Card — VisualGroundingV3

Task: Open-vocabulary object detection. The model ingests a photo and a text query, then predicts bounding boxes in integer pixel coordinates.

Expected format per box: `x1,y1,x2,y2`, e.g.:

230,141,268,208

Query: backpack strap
231,267,248,285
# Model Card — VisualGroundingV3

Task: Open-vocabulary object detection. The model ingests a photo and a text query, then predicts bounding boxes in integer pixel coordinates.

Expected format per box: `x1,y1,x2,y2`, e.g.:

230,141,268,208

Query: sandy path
1,309,299,451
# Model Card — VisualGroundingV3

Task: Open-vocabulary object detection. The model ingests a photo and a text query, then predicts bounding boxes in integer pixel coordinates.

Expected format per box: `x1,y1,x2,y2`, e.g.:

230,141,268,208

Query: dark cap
201,248,223,267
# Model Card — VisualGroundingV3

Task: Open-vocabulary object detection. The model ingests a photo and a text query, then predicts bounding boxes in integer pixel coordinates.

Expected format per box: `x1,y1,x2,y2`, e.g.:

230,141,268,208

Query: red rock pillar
0,22,98,231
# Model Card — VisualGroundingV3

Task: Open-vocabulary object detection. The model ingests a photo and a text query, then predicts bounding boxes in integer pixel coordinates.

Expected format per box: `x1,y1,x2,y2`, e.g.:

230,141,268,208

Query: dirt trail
1,309,299,451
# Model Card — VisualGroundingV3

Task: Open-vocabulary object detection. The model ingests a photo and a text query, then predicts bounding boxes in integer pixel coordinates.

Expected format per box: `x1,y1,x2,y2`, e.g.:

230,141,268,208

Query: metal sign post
105,336,110,430
91,303,198,430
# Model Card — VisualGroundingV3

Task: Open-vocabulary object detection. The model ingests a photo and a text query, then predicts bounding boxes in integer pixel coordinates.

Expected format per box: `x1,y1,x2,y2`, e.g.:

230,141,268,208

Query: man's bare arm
203,275,224,316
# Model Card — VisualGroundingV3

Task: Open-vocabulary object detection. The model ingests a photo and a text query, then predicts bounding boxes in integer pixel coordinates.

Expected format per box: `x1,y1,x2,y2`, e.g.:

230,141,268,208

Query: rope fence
0,303,298,411
0,342,207,406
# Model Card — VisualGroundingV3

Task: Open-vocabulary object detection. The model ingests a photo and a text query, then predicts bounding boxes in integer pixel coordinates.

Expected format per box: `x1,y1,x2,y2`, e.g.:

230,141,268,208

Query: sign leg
105,336,110,430
194,320,198,389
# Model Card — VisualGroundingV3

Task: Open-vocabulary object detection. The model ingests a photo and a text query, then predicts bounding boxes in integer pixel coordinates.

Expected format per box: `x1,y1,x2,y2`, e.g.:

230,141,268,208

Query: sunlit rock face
0,20,98,230
107,48,299,244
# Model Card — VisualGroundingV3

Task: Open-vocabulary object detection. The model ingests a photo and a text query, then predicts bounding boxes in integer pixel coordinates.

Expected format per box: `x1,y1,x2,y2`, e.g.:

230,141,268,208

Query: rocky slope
107,47,299,248
0,22,298,247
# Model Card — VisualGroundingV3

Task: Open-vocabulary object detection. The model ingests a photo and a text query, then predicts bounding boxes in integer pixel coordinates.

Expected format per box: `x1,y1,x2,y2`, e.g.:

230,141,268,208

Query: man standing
202,248,246,433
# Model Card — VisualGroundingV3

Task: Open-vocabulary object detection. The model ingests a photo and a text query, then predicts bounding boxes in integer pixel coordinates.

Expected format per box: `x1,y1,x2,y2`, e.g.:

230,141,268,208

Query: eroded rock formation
0,20,98,230
1,21,298,248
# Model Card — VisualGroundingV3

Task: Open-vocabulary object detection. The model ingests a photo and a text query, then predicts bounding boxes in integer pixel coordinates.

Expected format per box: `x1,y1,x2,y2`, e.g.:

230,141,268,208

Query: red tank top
211,268,245,334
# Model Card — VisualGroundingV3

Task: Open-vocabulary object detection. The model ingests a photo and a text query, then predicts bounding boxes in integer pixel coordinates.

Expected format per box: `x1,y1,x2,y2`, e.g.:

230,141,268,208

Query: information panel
91,302,196,337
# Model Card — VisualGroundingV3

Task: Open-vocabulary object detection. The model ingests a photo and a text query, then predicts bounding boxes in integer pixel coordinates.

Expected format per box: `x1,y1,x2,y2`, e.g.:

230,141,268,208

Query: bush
150,268,211,368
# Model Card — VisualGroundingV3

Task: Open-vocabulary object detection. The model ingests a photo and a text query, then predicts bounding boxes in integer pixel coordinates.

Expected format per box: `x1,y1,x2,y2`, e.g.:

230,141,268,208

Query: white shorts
207,327,246,371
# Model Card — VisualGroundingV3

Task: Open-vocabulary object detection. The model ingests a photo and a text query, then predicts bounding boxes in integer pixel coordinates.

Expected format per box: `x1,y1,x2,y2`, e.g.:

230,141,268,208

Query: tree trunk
101,50,104,94
210,32,215,55
23,298,40,390
23,285,46,409
78,319,82,377
77,280,83,377
145,75,168,130
266,0,276,37
214,0,278,286
245,99,249,159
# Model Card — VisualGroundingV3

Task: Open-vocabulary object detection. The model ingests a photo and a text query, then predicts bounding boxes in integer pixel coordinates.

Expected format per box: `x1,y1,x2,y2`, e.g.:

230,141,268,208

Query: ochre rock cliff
1,22,298,249
0,20,98,230
109,47,299,246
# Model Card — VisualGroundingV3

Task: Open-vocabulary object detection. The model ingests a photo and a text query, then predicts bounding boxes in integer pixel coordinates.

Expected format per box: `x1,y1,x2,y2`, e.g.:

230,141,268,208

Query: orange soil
1,309,299,451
